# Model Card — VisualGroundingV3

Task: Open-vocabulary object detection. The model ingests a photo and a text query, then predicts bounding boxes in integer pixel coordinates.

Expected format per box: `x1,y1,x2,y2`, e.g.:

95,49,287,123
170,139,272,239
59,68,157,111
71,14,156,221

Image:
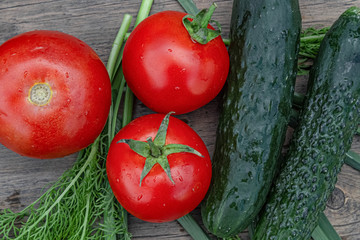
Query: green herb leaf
177,214,212,240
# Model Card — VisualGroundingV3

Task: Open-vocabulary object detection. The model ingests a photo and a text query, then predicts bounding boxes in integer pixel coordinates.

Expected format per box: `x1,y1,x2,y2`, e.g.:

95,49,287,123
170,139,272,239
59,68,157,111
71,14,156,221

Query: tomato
0,30,111,159
106,113,212,223
122,10,229,115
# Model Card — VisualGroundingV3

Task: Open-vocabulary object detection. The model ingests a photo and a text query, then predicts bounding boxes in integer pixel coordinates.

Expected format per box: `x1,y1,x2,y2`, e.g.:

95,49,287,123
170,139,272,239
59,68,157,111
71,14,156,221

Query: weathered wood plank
300,0,360,28
1,0,360,239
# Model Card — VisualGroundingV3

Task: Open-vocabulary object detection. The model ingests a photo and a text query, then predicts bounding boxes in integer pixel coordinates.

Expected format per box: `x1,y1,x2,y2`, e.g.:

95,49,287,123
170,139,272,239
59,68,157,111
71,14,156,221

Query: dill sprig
298,26,330,75
0,0,154,239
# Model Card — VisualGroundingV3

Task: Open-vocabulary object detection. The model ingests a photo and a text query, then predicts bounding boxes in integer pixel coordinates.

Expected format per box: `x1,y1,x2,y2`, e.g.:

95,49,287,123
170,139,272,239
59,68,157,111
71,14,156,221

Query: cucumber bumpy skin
252,7,360,239
200,0,301,237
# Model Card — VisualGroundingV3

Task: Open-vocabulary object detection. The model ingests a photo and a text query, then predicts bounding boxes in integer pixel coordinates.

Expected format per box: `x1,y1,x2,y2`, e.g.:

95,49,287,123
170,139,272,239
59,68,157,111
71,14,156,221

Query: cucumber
252,7,360,239
200,0,301,237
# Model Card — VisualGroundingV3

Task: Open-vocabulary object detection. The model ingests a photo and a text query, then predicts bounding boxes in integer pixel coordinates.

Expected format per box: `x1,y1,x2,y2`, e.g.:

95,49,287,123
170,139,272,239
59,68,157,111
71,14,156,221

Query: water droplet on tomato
137,194,143,201
174,86,180,90
168,49,173,52
116,178,120,183
192,183,201,192
99,87,102,91
65,72,69,78
23,71,28,78
178,176,183,182
84,111,89,116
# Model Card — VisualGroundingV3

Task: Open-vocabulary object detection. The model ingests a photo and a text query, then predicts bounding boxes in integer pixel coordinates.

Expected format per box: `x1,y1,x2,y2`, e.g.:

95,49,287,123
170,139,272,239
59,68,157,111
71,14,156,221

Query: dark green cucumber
253,7,360,239
200,0,301,237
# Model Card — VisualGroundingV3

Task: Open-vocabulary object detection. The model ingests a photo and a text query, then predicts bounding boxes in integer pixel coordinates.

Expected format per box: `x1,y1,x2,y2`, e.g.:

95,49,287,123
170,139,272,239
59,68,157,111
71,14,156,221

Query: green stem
147,137,161,157
134,0,154,26
122,87,134,127
293,92,306,108
300,34,326,43
80,194,91,240
223,38,230,46
122,0,153,127
106,14,133,147
111,75,126,137
107,14,133,82
103,2,155,239
200,3,217,28
345,150,360,171
102,13,135,240
311,212,341,240
177,0,199,15
177,214,211,240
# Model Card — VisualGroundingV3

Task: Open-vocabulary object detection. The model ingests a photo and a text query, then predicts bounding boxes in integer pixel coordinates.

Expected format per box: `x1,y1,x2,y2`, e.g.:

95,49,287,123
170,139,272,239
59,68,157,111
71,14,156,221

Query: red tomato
122,10,229,115
0,30,111,159
106,113,212,223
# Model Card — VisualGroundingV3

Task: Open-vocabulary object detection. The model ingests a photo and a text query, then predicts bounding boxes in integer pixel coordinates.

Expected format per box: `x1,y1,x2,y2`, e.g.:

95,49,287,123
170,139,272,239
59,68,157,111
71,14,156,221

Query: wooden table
1,0,360,239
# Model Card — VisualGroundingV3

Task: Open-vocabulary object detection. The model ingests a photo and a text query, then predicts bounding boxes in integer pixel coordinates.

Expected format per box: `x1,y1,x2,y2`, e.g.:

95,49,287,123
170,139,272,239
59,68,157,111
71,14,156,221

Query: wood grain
1,0,360,239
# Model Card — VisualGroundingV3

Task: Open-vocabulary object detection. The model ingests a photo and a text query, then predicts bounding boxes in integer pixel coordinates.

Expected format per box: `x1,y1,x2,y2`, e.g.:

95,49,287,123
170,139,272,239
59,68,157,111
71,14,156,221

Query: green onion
345,150,360,171
311,212,341,240
177,214,211,240
177,0,199,15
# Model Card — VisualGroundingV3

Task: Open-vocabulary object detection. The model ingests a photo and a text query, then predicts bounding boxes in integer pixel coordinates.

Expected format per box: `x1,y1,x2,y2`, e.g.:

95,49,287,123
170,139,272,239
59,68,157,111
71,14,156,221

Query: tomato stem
147,137,161,157
118,113,203,186
182,3,222,44
200,3,216,28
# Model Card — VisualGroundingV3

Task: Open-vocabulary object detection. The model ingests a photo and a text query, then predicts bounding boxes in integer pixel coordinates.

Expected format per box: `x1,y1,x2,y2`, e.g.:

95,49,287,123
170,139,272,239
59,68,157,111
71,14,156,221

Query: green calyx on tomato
182,3,221,44
117,112,203,186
